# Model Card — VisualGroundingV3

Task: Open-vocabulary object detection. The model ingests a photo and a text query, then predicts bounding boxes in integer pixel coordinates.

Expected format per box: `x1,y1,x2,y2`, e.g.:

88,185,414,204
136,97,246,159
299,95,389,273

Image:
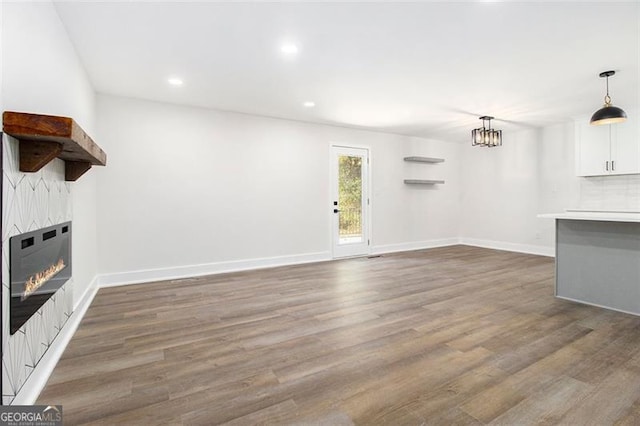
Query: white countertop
538,210,640,223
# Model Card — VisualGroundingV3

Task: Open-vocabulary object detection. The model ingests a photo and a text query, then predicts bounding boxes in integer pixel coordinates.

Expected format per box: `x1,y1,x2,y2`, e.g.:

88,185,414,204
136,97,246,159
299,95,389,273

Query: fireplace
9,222,72,334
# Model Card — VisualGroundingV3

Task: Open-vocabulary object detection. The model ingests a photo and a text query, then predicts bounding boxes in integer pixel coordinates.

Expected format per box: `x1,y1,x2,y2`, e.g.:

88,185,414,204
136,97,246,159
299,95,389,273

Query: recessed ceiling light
303,101,315,108
168,77,183,86
280,43,299,55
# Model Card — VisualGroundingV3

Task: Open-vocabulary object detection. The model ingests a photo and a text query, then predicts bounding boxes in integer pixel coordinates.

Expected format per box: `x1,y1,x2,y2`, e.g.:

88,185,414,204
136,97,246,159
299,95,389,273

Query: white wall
95,94,460,282
2,4,94,130
460,119,640,256
96,93,639,280
460,127,545,253
536,123,581,248
1,0,99,404
1,1,98,306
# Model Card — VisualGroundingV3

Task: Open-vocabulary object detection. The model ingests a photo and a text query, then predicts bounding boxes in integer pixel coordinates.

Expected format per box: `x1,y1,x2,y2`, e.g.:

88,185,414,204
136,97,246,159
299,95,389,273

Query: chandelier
472,116,502,147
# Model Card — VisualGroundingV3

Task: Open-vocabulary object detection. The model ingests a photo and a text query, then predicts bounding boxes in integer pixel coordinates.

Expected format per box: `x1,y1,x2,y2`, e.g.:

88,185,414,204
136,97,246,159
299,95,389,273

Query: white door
330,146,370,258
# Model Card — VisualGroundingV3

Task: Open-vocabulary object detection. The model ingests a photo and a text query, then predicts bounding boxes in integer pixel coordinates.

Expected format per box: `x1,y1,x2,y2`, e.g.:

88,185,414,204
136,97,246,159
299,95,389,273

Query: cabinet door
610,108,640,175
575,118,611,177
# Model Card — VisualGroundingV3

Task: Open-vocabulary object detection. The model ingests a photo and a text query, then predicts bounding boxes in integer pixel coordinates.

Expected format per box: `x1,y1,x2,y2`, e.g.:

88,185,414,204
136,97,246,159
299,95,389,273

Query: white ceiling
53,1,639,142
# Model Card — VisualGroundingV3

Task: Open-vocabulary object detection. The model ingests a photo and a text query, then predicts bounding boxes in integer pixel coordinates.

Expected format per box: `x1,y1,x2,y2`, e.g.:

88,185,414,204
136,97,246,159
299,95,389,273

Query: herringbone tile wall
1,134,74,405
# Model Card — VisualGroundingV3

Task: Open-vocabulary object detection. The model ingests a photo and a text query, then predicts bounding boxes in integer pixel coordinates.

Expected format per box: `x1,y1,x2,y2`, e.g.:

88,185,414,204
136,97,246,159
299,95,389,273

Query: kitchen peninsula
540,210,640,315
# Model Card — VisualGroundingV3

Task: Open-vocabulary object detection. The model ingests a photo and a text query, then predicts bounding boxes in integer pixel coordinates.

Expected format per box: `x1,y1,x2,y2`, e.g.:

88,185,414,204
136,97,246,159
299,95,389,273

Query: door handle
612,160,615,171
333,209,340,213
606,161,609,171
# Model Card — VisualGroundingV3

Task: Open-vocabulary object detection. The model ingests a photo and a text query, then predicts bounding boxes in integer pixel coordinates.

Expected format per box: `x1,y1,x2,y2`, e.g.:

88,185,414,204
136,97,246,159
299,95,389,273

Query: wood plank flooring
37,245,640,425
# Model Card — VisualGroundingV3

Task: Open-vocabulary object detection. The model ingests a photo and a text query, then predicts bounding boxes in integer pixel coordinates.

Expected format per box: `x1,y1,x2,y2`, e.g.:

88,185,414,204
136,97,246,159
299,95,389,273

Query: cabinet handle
606,161,609,171
612,160,615,171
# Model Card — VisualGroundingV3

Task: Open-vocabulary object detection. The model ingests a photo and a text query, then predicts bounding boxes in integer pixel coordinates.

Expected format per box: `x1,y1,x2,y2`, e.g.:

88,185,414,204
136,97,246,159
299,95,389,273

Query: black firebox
9,222,72,334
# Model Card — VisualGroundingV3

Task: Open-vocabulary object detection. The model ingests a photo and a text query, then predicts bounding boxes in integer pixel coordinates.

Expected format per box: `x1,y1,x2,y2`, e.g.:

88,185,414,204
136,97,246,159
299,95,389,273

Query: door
331,146,370,258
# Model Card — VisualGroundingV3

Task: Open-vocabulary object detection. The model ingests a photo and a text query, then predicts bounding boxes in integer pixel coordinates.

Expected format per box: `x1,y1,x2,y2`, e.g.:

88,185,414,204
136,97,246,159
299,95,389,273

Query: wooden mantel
2,111,107,181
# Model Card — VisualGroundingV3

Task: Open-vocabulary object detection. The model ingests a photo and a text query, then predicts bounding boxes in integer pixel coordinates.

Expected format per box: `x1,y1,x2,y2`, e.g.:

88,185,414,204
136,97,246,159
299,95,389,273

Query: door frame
329,144,372,259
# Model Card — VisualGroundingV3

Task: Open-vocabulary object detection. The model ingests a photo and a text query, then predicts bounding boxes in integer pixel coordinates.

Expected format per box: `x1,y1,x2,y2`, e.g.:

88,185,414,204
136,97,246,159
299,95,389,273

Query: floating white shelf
404,156,445,163
404,179,445,185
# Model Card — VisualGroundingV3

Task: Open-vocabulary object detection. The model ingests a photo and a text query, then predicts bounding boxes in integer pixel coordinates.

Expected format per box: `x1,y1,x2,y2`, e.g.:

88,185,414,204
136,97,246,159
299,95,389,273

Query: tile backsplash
578,174,640,211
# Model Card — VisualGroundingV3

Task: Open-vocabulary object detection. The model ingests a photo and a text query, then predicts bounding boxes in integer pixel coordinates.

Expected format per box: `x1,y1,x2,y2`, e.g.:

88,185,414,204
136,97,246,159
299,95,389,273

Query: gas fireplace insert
9,222,72,334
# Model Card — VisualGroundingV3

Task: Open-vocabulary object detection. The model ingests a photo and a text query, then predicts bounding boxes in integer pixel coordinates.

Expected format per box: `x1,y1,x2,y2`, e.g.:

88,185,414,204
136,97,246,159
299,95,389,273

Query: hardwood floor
37,245,640,425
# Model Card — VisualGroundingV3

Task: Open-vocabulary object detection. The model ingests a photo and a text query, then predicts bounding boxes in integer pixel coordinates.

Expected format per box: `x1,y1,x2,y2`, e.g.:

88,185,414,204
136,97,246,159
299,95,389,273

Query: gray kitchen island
540,210,640,315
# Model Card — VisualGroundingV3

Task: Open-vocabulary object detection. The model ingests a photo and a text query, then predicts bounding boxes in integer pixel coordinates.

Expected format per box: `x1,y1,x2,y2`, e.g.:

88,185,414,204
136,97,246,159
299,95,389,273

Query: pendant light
590,70,627,126
471,116,502,147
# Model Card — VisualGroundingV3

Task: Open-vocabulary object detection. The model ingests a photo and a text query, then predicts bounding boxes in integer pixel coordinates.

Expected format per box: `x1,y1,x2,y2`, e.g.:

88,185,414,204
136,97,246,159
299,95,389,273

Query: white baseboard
98,238,551,288
98,251,332,288
459,237,554,257
371,238,459,255
73,277,99,311
11,276,99,405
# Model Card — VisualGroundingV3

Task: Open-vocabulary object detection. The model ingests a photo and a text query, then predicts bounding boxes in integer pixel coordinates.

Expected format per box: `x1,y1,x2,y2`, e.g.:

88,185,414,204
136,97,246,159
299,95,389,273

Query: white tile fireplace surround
1,135,74,405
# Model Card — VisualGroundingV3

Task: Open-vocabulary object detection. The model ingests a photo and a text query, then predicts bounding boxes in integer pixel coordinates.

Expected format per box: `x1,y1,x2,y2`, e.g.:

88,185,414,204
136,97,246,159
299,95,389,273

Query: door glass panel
338,155,363,244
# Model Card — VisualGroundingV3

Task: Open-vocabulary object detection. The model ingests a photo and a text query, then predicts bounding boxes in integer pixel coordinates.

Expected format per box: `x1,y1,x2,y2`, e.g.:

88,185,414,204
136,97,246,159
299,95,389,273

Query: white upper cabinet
575,108,639,177
575,119,611,176
611,110,639,175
